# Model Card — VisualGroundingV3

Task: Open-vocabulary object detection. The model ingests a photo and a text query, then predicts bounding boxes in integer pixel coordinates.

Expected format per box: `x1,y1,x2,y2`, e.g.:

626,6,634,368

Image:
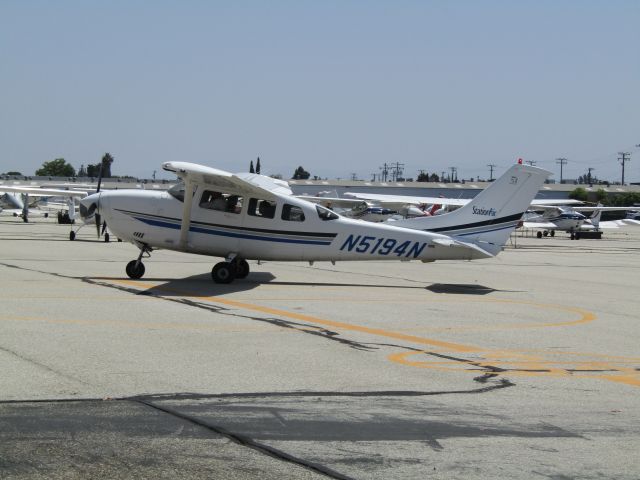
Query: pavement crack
133,397,354,480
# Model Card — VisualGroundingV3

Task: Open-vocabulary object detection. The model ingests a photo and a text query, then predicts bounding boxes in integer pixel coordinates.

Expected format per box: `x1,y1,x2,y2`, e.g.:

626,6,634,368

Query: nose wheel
126,246,152,279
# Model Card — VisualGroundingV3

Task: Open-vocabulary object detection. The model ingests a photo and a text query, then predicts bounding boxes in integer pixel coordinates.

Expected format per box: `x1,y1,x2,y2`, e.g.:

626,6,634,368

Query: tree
595,188,608,203
86,153,115,178
416,172,429,182
78,164,87,177
292,166,310,180
249,160,255,173
101,153,114,177
568,187,588,202
429,173,440,182
35,158,76,177
256,157,261,174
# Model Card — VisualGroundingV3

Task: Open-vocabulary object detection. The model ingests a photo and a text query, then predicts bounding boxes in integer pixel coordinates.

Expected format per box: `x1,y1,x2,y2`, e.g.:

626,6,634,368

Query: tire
69,231,76,241
574,232,580,240
126,260,145,279
234,259,250,279
536,231,542,239
212,262,236,284
543,231,548,237
550,230,555,237
104,233,110,243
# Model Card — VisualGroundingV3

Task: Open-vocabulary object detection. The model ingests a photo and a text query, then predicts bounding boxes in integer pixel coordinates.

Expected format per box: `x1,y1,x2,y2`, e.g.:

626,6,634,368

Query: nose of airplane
79,192,101,221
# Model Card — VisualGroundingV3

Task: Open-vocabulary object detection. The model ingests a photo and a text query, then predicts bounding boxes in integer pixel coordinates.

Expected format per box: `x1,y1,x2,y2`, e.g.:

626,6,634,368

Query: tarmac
1,218,639,479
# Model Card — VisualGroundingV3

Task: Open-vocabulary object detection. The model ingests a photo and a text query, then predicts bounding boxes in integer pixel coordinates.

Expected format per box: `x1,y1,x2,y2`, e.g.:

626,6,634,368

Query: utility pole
487,164,496,181
556,158,568,184
618,152,630,185
379,163,390,182
389,162,405,181
441,171,446,183
449,167,457,182
587,167,595,186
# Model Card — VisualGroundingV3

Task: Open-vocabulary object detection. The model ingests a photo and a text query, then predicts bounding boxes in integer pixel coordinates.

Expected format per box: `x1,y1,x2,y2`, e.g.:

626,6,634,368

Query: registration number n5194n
339,234,427,258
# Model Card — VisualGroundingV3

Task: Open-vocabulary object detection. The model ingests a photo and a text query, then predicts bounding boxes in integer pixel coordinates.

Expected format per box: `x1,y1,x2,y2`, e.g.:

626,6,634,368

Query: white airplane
78,162,550,283
303,191,584,223
522,204,634,239
0,186,87,223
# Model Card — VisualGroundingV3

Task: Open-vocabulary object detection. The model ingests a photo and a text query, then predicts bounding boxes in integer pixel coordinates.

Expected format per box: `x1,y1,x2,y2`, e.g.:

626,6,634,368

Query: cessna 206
78,162,550,283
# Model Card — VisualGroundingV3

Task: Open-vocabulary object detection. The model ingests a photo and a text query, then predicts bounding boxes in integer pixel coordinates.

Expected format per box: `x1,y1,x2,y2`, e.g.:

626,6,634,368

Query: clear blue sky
1,1,639,182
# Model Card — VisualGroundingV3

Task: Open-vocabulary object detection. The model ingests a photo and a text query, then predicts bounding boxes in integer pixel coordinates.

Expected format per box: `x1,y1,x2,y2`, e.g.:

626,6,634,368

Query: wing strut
179,178,195,249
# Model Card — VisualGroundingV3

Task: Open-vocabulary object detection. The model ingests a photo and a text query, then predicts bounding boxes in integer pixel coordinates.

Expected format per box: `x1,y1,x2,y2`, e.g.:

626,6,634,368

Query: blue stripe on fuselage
133,216,333,246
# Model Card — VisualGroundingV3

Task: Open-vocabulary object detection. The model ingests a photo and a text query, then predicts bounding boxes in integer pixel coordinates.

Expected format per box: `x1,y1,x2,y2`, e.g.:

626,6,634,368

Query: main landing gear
211,258,250,284
124,248,250,284
536,230,555,238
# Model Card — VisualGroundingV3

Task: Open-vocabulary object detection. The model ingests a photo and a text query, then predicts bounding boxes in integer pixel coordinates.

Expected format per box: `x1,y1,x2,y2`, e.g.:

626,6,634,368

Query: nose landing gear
125,246,152,279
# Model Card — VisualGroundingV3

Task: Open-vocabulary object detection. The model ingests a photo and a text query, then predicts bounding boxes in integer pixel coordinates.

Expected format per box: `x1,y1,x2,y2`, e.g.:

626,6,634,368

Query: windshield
316,204,339,220
168,182,186,202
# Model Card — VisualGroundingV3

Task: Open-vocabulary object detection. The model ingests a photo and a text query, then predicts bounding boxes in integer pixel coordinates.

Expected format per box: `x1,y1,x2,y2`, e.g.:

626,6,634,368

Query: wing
0,186,87,197
530,199,583,206
162,162,284,200
297,195,366,208
523,221,558,229
343,192,469,207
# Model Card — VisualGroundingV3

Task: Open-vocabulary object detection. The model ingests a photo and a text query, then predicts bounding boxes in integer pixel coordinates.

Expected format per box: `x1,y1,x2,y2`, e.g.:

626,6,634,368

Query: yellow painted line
112,278,480,353
105,278,639,388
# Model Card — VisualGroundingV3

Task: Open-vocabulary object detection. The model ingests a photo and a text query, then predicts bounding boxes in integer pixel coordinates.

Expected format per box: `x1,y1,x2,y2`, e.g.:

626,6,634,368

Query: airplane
522,204,634,239
301,190,584,223
78,161,550,283
0,186,87,223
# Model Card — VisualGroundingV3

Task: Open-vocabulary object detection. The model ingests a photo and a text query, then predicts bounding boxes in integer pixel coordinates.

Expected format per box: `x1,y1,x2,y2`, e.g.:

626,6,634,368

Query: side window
199,190,226,211
316,205,339,220
199,191,243,214
282,204,305,222
247,198,276,219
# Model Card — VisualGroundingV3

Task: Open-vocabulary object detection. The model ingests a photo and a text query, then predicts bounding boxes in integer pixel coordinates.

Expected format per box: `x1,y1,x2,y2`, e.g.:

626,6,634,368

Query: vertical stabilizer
389,164,551,255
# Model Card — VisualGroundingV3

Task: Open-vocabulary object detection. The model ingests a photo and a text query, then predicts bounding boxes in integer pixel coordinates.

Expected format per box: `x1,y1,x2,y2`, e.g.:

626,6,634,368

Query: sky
1,1,639,182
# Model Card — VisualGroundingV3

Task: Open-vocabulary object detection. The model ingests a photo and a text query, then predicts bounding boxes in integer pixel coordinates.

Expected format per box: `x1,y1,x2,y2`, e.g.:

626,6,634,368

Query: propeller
95,163,104,239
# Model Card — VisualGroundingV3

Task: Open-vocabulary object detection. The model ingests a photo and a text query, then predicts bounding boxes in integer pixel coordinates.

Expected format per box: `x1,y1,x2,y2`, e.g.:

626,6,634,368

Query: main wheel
104,233,110,242
543,230,549,237
69,231,76,241
126,260,146,279
212,262,236,284
536,231,543,238
550,230,555,237
234,259,250,279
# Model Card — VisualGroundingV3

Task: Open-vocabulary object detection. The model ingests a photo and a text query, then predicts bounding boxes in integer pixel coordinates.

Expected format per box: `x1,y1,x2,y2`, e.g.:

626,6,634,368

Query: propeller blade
101,220,107,235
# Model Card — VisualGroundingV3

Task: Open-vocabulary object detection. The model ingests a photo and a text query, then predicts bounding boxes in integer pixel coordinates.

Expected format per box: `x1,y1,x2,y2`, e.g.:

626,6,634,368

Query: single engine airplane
79,162,550,283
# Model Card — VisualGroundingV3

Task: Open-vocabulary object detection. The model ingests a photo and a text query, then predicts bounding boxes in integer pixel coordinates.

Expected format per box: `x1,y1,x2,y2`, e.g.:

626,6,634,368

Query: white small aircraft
522,204,634,239
0,186,87,223
78,162,550,283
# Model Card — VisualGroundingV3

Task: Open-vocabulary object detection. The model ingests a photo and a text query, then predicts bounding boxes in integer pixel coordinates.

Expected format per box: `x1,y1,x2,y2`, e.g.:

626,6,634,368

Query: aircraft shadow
425,283,521,295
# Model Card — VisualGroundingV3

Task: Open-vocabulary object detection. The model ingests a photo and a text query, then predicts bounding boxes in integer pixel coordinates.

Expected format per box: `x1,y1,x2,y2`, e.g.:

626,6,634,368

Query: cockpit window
316,204,339,220
168,182,186,202
282,204,305,222
248,198,276,219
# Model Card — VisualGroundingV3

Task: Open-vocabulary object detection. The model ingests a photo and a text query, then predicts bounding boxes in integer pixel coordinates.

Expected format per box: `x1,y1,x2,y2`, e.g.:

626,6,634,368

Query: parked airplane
78,162,549,283
0,186,86,222
522,204,633,239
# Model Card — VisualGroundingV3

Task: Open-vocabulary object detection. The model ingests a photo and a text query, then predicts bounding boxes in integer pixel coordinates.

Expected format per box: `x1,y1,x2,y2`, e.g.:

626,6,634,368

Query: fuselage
82,186,490,263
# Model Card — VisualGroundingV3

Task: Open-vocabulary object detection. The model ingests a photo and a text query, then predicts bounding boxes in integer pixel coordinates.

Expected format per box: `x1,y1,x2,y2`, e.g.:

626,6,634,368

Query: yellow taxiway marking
47,277,640,388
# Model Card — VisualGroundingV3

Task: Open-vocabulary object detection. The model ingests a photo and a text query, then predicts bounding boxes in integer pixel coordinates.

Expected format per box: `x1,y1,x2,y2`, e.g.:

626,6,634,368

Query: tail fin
389,163,551,255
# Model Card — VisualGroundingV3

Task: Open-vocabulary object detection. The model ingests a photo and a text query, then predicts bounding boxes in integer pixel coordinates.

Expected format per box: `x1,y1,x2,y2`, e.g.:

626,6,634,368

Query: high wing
162,162,285,200
341,192,583,209
0,186,87,197
343,192,468,207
